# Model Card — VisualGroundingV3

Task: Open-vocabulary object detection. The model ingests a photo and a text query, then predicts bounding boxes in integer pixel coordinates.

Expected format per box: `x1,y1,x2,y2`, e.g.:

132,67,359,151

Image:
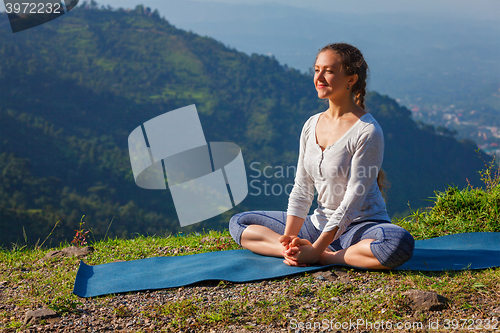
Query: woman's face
314,50,353,100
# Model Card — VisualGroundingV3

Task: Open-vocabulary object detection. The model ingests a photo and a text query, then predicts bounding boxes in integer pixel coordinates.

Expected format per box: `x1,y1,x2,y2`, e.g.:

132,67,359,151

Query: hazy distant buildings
409,104,500,160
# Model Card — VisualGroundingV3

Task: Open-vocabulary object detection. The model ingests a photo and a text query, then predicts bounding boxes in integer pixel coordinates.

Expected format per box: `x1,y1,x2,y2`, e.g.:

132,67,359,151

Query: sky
194,0,499,19
2,0,500,20
84,0,500,20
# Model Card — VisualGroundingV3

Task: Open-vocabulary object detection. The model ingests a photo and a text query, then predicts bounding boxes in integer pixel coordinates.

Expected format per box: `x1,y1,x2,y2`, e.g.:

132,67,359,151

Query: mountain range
0,5,489,247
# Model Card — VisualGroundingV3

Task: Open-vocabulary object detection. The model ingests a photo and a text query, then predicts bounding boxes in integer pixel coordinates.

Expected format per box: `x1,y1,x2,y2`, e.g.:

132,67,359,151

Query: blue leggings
229,211,415,269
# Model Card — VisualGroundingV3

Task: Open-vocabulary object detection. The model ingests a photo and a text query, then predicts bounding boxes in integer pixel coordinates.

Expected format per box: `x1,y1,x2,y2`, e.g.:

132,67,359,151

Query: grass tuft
395,162,500,239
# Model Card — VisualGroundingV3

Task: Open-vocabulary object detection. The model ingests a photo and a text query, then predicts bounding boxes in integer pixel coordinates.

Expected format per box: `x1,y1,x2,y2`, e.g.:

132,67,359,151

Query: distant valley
140,0,500,159
0,5,491,247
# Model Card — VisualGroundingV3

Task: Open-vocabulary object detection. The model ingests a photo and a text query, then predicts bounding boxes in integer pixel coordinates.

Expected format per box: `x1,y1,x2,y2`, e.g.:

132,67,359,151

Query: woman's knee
369,225,415,269
228,211,284,246
228,212,247,246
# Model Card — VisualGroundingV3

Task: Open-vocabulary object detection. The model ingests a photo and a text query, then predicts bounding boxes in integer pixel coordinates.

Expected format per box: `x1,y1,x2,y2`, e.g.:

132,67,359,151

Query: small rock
44,250,63,259
333,269,348,276
333,269,350,283
24,308,58,325
312,271,338,282
46,317,61,324
44,246,94,259
62,246,94,257
402,289,449,311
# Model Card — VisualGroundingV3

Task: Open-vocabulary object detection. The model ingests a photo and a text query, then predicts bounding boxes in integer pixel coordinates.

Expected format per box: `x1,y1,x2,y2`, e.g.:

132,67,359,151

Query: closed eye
314,68,334,74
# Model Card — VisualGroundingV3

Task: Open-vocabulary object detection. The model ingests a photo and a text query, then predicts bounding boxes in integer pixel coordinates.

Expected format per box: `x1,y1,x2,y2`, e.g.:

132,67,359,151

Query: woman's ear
348,74,359,87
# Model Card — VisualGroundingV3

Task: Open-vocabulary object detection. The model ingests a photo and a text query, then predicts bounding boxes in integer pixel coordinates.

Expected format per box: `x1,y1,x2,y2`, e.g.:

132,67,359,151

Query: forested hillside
0,5,488,247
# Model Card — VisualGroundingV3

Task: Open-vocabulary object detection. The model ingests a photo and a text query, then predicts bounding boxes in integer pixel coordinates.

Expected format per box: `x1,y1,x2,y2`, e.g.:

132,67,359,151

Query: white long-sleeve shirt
286,112,391,241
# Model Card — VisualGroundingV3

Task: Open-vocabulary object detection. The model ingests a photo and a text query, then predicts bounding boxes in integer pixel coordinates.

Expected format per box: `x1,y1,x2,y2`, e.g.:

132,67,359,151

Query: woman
229,43,414,269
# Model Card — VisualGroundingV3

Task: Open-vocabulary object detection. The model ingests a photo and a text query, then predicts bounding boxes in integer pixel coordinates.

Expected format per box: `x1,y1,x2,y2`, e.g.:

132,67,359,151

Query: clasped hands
278,235,324,267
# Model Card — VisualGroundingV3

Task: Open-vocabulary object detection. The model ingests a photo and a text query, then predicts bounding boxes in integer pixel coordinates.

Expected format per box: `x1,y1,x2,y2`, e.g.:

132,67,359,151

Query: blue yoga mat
73,232,500,297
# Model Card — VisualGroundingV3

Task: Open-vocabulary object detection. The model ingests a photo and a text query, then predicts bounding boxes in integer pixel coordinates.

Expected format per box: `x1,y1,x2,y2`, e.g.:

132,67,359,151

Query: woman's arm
311,227,338,252
284,215,306,236
279,214,306,248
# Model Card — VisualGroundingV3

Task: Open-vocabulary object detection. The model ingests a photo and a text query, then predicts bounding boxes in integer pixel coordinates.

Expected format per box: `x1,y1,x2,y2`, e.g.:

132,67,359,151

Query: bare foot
282,258,309,267
318,248,338,266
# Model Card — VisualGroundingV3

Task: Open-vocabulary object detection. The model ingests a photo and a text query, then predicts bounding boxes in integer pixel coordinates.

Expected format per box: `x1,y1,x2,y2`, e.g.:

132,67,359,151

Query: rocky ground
2,266,500,333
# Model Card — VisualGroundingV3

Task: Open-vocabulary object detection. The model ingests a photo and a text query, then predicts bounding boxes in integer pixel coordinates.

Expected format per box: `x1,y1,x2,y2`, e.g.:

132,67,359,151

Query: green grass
0,229,240,322
395,160,500,239
1,232,499,331
1,163,499,331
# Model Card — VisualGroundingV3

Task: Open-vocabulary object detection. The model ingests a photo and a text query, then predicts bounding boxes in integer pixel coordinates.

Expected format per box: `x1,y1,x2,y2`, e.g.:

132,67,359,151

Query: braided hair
316,43,389,197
